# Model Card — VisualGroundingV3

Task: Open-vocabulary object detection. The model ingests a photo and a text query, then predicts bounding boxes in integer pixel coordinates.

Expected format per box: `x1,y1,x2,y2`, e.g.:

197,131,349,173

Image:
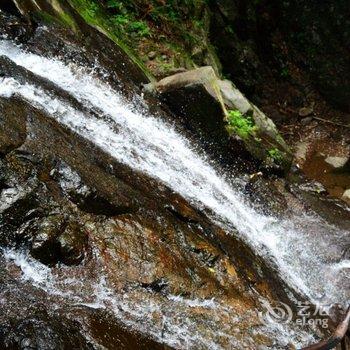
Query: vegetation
36,9,76,29
226,109,257,139
69,0,153,79
68,0,220,77
268,148,284,164
280,66,290,78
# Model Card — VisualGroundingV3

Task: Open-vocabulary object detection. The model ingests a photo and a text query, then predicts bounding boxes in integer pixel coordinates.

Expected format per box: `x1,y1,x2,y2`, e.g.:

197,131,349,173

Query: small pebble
148,51,157,60
301,116,313,125
298,106,314,117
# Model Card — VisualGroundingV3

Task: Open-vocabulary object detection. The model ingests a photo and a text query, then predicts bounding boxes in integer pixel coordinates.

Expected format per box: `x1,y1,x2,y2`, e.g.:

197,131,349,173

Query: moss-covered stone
67,0,221,78
226,109,257,140
145,66,292,170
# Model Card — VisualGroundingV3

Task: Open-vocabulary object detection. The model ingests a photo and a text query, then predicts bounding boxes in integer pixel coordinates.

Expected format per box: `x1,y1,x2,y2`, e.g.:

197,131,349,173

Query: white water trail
2,248,317,349
0,39,349,309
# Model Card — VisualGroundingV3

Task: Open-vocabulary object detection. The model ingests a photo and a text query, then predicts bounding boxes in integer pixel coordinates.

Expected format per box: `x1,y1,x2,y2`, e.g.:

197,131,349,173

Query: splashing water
2,247,317,349
0,38,348,325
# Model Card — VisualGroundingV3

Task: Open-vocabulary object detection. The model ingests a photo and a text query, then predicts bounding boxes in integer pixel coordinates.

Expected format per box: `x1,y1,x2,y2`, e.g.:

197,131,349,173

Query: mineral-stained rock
30,214,88,266
54,161,134,216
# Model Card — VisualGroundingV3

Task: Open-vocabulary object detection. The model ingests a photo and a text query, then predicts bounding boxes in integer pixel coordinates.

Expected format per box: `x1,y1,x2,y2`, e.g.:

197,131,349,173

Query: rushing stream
0,38,349,348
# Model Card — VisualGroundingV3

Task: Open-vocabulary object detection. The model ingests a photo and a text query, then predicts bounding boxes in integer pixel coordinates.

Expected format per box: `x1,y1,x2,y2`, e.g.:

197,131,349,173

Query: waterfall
0,39,348,346
0,39,348,306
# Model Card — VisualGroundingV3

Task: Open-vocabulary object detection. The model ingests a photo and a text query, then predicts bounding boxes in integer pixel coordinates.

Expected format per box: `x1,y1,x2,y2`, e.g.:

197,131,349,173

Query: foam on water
0,38,348,319
3,248,51,284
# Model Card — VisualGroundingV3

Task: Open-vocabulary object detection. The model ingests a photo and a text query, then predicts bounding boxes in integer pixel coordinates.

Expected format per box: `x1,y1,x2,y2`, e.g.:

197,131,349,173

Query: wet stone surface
0,5,347,350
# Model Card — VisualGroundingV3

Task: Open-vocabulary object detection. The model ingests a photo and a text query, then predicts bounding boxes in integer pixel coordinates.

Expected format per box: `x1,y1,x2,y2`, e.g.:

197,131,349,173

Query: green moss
62,0,222,79
280,66,290,78
268,148,284,164
226,109,257,139
72,0,221,77
68,0,153,80
58,12,76,28
36,10,76,30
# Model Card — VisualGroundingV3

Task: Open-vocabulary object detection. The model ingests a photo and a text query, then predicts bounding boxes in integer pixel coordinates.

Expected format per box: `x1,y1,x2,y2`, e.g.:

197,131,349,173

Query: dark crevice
0,1,21,17
165,205,199,225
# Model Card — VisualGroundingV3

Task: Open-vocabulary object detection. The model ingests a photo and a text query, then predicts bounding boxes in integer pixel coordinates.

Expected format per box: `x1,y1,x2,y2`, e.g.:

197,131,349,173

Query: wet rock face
0,10,33,42
30,215,65,265
0,97,27,155
0,38,302,347
1,313,94,350
57,221,88,265
11,0,149,91
30,215,88,266
54,161,133,216
0,168,39,246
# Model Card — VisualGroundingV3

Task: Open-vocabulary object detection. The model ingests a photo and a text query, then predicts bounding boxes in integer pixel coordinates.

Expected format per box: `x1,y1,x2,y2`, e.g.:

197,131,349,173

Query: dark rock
144,66,232,159
0,312,94,350
0,186,39,246
30,216,88,266
298,106,314,117
244,175,288,215
74,307,174,350
30,215,65,265
145,67,292,170
0,10,33,42
57,221,88,265
141,278,169,293
0,2,22,16
301,116,313,125
0,97,27,156
54,161,133,216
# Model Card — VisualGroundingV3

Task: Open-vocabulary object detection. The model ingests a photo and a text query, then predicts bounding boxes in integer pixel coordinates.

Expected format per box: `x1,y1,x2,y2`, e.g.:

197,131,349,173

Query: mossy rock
145,66,292,170
11,0,152,83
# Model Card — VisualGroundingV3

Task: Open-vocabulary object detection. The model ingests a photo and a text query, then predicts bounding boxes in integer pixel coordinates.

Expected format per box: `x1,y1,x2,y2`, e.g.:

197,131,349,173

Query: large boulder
145,66,228,152
145,66,292,170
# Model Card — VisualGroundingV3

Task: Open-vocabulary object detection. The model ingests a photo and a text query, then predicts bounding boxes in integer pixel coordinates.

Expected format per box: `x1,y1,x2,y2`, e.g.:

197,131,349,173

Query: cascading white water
0,38,348,314
2,246,318,349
